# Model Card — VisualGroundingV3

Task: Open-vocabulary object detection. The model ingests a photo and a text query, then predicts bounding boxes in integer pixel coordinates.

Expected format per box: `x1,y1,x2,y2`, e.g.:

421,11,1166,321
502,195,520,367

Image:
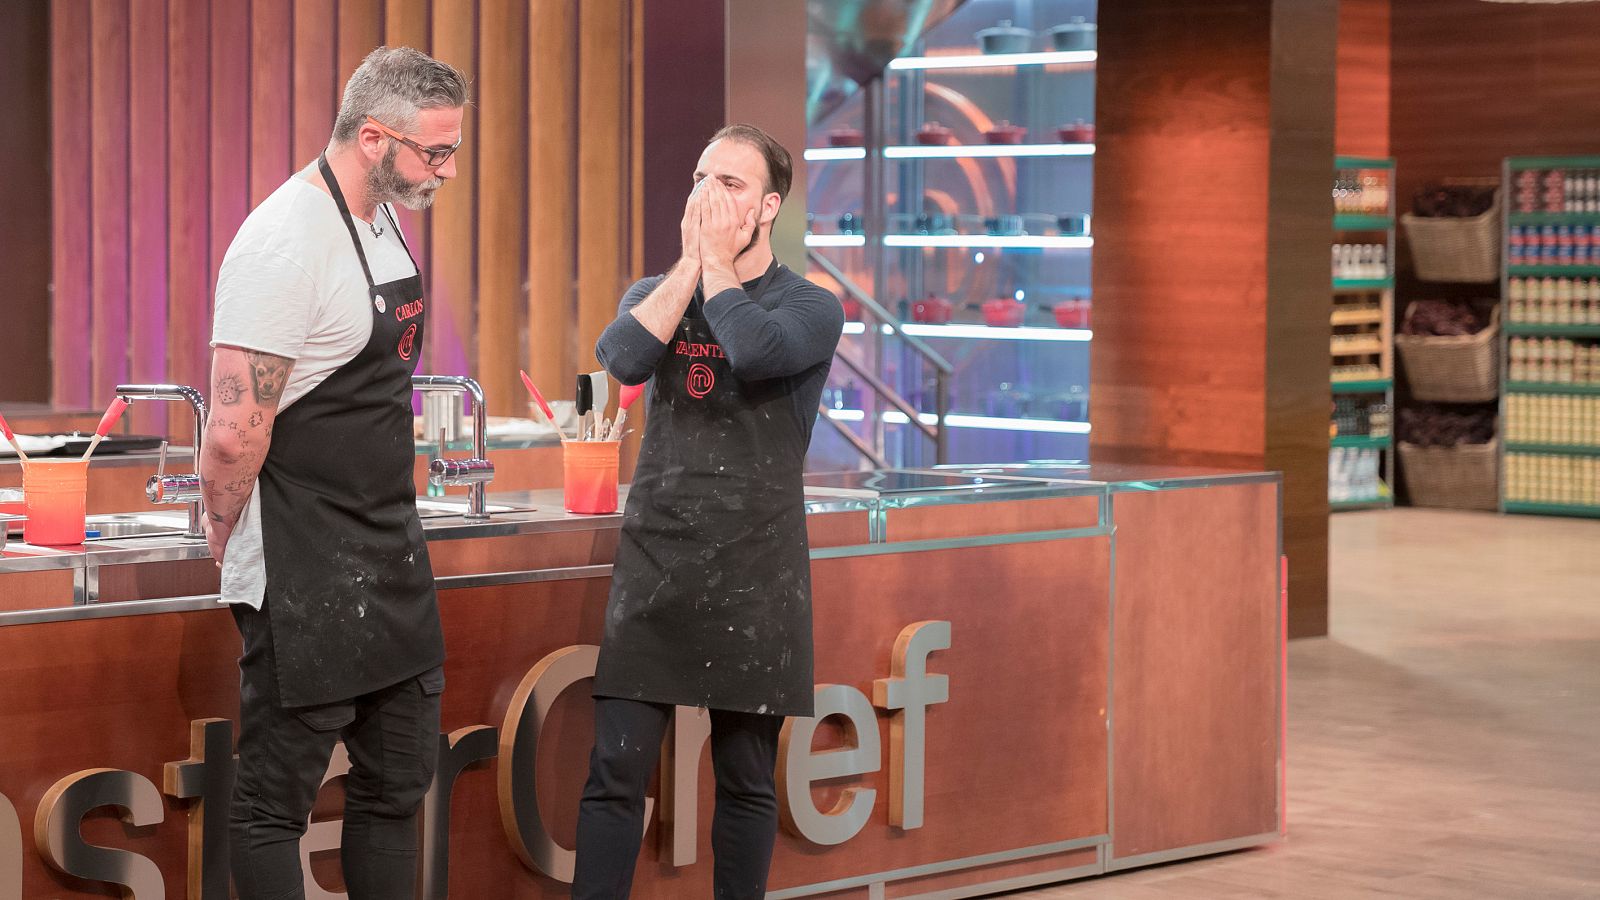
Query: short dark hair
709,123,793,204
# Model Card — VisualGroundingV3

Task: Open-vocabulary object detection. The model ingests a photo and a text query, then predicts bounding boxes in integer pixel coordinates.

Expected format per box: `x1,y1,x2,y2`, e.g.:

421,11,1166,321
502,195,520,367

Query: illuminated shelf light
803,147,868,161
805,234,867,248
840,322,1092,341
883,234,1093,249
824,409,1091,435
884,143,1094,159
888,50,1098,71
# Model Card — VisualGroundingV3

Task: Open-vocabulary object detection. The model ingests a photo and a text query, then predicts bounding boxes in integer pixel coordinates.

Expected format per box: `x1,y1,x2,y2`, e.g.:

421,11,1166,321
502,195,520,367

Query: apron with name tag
255,156,443,708
593,261,815,718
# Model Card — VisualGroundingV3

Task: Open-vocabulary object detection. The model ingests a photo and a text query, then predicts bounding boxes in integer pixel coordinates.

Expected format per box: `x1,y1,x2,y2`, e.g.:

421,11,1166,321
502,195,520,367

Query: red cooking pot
1056,120,1095,143
984,121,1028,144
828,127,865,147
982,298,1027,327
916,122,955,146
1052,300,1090,328
913,295,955,324
839,295,862,322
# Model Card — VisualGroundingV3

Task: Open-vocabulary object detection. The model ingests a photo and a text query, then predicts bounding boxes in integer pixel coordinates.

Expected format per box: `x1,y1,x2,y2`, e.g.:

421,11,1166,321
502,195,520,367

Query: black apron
255,156,443,708
593,261,815,718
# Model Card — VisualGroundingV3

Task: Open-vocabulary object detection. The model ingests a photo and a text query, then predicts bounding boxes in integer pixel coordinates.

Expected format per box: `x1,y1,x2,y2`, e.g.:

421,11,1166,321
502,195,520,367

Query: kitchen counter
0,464,1284,898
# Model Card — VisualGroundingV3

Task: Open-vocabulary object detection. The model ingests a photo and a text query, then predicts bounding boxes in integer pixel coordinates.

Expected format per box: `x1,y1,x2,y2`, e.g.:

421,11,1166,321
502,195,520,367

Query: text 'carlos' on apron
256,155,444,708
594,261,815,718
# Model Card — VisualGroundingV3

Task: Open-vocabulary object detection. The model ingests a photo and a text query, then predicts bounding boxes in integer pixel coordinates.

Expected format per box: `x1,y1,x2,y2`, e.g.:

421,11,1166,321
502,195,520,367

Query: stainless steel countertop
0,465,1279,576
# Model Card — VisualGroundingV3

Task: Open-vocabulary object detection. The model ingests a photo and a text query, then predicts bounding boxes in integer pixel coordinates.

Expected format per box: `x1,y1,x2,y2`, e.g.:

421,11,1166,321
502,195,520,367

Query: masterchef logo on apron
398,323,418,360
687,363,715,398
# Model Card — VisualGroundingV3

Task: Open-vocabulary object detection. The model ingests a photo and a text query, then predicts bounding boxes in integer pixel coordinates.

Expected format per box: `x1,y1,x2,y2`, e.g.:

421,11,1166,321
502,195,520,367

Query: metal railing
810,249,952,466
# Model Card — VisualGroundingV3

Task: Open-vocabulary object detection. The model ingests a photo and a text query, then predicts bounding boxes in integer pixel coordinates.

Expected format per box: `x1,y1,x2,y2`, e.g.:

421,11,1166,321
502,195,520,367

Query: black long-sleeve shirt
595,264,845,443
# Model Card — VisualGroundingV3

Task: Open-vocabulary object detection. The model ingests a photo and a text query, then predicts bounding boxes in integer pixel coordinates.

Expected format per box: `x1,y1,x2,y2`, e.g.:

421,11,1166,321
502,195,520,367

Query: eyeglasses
365,116,461,167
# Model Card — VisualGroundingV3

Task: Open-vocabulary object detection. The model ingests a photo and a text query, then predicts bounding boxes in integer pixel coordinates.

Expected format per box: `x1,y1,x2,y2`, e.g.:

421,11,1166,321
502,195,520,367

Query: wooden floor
1016,508,1600,899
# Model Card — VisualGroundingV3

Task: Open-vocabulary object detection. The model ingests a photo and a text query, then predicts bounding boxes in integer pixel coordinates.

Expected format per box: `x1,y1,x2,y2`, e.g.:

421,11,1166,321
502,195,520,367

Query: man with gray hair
199,46,466,899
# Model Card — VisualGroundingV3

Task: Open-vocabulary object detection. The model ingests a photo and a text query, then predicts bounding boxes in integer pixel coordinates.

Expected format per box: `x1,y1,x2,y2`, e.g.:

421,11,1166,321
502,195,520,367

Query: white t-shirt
210,166,419,609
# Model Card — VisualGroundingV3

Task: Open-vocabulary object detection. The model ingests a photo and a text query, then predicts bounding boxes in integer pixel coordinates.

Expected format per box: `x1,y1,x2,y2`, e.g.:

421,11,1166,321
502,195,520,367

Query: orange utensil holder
562,440,620,514
23,459,89,545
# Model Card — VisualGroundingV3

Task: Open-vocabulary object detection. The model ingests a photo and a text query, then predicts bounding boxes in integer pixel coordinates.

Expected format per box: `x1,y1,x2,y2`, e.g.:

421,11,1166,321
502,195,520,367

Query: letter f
871,620,951,830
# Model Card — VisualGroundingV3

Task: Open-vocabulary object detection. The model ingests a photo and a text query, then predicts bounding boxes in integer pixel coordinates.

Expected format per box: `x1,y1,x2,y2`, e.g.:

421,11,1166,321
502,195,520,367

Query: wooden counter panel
884,495,1100,543
0,608,239,898
0,570,74,610
806,509,871,548
96,557,220,602
884,846,1099,898
1110,483,1281,860
427,528,620,578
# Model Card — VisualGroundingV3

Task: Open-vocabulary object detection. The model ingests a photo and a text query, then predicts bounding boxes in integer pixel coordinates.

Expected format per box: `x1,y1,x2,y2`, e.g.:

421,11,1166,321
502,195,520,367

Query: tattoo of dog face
216,373,246,406
245,351,289,404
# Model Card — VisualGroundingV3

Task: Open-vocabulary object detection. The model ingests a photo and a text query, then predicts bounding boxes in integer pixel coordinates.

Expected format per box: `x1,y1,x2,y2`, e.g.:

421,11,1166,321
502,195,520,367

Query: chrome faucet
412,375,495,519
114,384,207,539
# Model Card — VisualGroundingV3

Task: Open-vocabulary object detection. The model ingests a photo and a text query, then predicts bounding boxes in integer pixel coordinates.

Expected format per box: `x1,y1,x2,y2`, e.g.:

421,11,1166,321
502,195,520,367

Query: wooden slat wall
1092,0,1336,637
1335,0,1390,159
50,0,642,424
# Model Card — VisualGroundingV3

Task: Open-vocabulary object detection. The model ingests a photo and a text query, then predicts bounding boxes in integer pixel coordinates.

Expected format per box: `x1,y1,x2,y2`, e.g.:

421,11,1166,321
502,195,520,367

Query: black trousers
573,696,784,899
229,602,444,900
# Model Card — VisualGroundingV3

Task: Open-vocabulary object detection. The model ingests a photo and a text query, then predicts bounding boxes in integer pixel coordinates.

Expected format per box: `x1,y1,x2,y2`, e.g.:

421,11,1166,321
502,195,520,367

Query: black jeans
573,697,783,899
229,602,444,900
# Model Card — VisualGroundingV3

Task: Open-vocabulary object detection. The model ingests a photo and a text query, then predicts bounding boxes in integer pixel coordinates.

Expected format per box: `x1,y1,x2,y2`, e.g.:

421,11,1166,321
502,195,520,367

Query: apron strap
381,203,421,273
317,154,379,290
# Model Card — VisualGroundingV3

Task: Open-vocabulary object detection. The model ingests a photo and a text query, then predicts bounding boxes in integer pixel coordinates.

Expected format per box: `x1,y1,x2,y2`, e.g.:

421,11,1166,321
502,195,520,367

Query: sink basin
413,498,520,518
83,514,189,540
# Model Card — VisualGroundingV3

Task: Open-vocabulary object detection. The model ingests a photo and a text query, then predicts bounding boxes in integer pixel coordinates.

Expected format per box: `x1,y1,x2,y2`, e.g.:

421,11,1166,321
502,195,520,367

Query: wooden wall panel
577,1,631,378
528,0,579,395
89,0,131,409
426,0,479,380
1335,0,1390,159
1390,0,1600,273
293,0,340,168
52,0,642,437
166,0,212,409
0,2,53,404
1092,0,1334,637
129,0,171,436
250,1,295,206
476,0,529,415
50,0,93,410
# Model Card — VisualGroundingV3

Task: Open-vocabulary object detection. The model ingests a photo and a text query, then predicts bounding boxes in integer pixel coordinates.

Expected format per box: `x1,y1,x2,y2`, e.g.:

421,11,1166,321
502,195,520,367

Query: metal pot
1048,17,1097,51
975,19,1031,55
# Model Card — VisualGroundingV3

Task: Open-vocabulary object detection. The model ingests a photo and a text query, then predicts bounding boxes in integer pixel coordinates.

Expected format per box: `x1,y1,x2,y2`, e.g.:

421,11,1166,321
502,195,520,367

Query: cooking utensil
575,374,594,440
1057,120,1095,143
916,122,955,146
79,397,130,461
982,298,1027,327
913,295,954,324
589,371,609,433
606,382,647,441
0,412,28,464
519,370,568,441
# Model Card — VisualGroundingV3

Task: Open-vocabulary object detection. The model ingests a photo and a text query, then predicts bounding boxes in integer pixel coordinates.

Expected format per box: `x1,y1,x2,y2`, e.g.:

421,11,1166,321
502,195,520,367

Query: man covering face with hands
576,124,845,899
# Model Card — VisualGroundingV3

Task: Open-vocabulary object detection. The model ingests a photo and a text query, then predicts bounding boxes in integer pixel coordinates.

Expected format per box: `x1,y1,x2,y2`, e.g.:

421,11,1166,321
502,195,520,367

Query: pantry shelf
1504,382,1600,396
1331,435,1392,450
1507,213,1600,226
1331,308,1386,326
1504,323,1600,338
1507,266,1600,277
1502,501,1600,518
1504,443,1600,457
1331,495,1394,512
1333,214,1394,231
1331,378,1393,394
1508,155,1600,171
1333,278,1394,292
1331,338,1386,356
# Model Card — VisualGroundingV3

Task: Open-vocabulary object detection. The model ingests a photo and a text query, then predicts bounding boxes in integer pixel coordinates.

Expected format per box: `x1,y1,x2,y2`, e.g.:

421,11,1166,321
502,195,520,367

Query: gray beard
366,144,443,211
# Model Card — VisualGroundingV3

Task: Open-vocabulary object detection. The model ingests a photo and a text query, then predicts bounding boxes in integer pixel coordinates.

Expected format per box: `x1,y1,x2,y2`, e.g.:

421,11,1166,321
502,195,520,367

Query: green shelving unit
1505,323,1600,338
1503,501,1600,519
1334,214,1395,231
1333,277,1395,291
1505,382,1600,396
1330,156,1396,514
1504,443,1600,457
1331,434,1393,450
1332,378,1393,394
1506,265,1600,278
1500,153,1600,516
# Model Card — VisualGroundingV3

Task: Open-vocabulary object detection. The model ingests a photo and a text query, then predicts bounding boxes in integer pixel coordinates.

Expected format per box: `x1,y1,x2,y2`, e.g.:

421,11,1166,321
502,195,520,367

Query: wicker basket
1395,304,1500,403
1400,190,1501,283
1399,438,1498,511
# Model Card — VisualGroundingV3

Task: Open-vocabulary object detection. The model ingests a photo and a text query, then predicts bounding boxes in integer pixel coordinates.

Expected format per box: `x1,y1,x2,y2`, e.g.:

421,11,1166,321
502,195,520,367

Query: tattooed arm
200,346,293,564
